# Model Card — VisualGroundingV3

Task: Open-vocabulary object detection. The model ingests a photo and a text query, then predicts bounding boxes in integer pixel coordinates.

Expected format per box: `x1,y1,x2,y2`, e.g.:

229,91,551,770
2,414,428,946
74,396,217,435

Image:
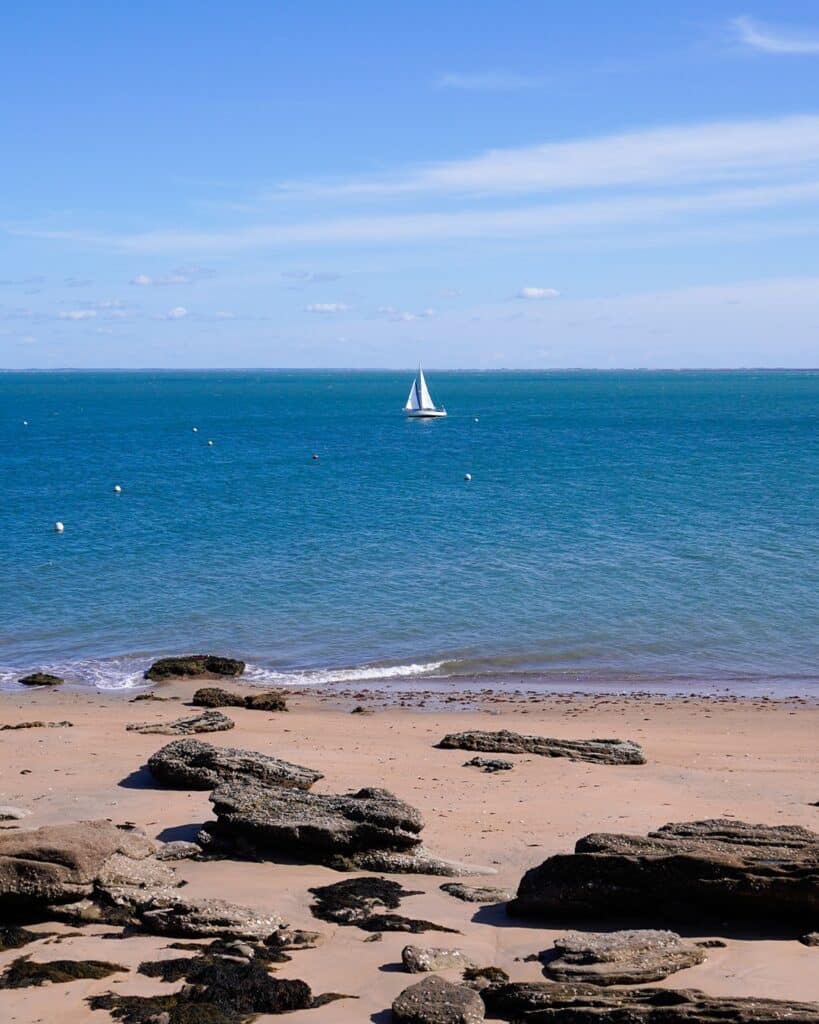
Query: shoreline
1,678,817,1021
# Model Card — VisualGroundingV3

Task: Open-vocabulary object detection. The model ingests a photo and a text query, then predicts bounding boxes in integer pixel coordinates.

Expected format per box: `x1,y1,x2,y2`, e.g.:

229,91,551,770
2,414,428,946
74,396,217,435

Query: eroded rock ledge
512,819,819,926
439,730,646,765
147,738,322,791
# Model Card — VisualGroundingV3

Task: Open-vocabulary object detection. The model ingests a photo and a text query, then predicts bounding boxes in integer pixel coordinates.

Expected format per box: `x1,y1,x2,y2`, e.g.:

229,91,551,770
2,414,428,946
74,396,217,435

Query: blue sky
2,1,819,368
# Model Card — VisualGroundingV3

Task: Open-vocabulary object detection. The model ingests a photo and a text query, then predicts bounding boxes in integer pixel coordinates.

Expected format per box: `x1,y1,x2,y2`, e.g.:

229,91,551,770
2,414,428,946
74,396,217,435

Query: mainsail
417,367,434,410
404,377,421,411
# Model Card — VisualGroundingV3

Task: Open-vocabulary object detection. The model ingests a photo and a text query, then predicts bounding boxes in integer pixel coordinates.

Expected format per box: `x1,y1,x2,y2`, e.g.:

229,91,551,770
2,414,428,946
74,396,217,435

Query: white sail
417,366,435,409
404,378,421,410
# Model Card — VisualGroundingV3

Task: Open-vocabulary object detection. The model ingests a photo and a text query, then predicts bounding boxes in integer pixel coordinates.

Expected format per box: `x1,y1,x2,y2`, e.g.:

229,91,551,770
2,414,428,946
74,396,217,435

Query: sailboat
403,365,447,418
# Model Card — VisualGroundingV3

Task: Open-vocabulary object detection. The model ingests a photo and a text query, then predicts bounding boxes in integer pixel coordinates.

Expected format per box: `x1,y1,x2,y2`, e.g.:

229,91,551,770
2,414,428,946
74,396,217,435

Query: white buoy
464,473,472,482
23,420,28,427
192,426,198,433
474,417,479,422
54,521,64,533
114,484,122,494
207,439,214,446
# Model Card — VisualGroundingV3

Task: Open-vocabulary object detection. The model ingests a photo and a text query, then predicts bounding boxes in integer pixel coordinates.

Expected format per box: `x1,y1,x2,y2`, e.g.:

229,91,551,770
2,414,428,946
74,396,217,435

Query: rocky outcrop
0,820,162,915
464,757,513,773
192,688,288,712
147,738,322,791
310,877,457,934
543,929,706,985
201,778,462,874
480,982,819,1023
192,687,246,708
127,709,234,735
135,894,306,943
440,883,512,904
18,672,63,686
440,730,645,766
144,655,245,681
393,975,486,1023
402,945,478,973
512,819,819,927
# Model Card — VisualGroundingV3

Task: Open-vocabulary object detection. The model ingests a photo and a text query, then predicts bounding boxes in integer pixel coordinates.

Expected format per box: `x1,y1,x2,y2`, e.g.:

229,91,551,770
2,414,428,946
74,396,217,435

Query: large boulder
512,819,819,927
147,738,323,791
144,655,245,681
126,709,234,735
192,687,246,708
439,730,645,766
200,779,462,874
393,975,485,1023
18,672,63,687
0,820,160,915
480,982,819,1023
543,929,706,985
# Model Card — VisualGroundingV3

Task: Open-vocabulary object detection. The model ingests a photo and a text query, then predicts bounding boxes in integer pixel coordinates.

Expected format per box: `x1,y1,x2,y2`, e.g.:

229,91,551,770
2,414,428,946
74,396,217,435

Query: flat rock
18,672,63,686
147,737,322,791
464,757,513,772
155,840,201,861
512,819,819,926
543,929,706,985
127,709,234,735
144,654,245,681
0,720,73,731
0,820,160,915
0,807,30,821
393,975,485,1024
480,982,819,1023
136,894,293,941
440,883,512,904
440,730,645,766
403,945,478,973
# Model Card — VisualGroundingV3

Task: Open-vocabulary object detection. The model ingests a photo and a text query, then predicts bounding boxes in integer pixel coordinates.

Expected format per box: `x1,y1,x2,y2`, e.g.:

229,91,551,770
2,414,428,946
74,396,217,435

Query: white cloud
165,306,188,319
732,15,819,54
436,71,546,90
131,266,212,286
377,306,435,322
213,310,235,319
305,302,348,313
131,273,153,286
58,309,97,320
517,287,560,300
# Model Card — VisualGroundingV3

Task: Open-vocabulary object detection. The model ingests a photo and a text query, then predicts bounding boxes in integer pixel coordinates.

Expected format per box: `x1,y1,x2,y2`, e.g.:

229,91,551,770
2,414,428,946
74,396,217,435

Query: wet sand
1,681,817,1022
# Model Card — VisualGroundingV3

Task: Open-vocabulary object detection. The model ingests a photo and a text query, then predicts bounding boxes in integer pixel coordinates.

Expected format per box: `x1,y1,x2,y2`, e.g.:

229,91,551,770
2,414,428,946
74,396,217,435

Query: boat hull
404,409,447,418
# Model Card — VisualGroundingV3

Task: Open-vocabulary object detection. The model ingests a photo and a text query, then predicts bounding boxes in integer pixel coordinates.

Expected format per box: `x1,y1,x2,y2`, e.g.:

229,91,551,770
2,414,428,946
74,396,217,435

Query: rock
204,780,424,865
243,691,287,712
0,820,161,915
463,966,509,990
480,982,819,1023
127,709,234,735
440,883,512,903
440,730,645,766
464,757,513,772
155,840,201,861
192,687,246,708
310,877,458,934
147,738,322,791
135,894,298,942
0,806,30,821
543,929,706,985
512,819,819,926
393,975,485,1024
403,945,478,973
144,654,246,681
18,672,63,686
0,956,126,988
800,932,819,946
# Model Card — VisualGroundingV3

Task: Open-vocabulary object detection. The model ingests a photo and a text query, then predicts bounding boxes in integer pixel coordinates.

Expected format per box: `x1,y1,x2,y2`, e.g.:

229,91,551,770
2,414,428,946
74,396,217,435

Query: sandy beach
1,679,817,1022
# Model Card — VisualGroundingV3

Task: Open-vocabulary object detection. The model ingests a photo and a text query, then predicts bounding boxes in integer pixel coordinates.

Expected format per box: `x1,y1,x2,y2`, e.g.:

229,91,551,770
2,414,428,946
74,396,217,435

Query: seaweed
0,926,43,951
0,956,126,988
309,876,456,933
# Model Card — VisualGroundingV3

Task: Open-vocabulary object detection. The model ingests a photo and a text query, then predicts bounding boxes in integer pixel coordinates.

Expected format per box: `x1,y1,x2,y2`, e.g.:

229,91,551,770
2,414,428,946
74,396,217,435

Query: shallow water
1,370,817,693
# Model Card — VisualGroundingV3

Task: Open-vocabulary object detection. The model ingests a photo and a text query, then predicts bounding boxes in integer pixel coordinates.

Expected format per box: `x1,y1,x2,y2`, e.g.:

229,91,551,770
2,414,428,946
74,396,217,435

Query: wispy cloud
58,309,97,320
436,71,546,90
377,306,434,322
281,270,341,284
158,306,188,320
131,266,213,286
732,15,819,55
517,287,560,300
305,302,348,313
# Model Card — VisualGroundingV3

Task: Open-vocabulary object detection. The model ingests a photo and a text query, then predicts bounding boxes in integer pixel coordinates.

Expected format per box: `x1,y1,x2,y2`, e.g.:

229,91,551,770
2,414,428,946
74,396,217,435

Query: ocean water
1,370,818,695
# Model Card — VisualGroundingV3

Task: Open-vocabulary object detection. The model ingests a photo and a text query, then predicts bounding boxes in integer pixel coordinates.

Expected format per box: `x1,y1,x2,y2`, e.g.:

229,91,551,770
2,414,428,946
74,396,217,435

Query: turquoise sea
1,370,817,694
